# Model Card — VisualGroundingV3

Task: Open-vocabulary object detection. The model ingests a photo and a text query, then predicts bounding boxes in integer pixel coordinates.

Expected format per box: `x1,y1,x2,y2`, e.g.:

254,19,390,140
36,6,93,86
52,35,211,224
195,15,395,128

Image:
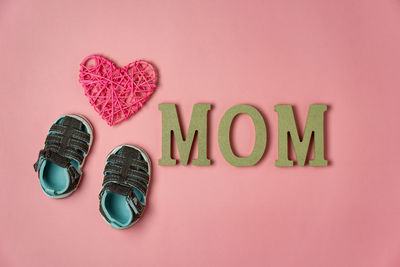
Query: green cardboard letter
275,105,328,167
159,104,211,166
218,105,267,166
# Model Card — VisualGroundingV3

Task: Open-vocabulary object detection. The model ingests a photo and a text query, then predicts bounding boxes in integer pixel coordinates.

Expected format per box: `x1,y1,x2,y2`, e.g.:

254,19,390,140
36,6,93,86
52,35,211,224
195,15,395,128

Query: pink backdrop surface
1,0,400,266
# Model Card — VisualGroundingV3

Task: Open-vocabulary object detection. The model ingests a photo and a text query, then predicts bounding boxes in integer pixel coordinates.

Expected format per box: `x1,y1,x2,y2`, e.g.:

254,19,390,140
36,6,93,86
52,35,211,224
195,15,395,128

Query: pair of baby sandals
33,114,151,230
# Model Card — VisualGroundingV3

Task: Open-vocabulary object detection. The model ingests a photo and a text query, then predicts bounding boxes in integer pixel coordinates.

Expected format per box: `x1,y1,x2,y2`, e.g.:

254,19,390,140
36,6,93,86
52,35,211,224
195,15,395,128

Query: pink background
1,0,400,266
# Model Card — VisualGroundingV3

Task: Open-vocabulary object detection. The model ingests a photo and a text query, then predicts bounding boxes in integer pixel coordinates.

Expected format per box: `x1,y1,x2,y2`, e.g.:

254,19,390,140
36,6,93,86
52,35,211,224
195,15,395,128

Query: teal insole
42,161,69,194
103,191,132,226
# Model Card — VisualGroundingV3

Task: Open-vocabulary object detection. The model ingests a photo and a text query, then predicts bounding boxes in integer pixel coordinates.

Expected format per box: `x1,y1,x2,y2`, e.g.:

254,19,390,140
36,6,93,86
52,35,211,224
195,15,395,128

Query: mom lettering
158,104,328,167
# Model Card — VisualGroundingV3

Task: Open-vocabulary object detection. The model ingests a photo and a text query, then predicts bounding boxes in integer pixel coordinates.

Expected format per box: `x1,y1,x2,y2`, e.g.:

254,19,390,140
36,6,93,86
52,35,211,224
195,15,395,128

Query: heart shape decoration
79,55,157,126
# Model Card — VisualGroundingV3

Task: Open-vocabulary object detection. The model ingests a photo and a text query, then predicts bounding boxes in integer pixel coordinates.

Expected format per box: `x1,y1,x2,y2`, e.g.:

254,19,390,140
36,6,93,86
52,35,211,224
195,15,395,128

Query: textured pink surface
1,0,400,266
79,55,157,126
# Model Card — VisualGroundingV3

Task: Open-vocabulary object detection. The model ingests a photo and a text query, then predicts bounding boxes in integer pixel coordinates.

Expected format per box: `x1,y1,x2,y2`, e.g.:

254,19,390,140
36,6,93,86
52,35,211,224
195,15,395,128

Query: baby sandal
99,145,151,229
33,114,93,198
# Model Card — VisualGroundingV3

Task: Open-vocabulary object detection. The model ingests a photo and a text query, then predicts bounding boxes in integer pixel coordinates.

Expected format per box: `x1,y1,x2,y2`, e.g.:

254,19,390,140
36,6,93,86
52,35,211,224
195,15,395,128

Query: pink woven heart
79,55,157,126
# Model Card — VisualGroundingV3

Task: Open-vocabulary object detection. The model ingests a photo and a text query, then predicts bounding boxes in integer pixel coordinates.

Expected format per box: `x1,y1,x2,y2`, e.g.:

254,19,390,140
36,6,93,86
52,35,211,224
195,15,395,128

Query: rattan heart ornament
79,55,157,126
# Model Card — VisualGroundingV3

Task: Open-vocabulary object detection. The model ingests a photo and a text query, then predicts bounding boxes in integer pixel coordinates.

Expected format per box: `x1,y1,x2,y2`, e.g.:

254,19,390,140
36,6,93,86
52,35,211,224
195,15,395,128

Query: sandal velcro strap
34,148,70,170
100,182,132,198
99,182,144,216
99,183,144,224
34,148,81,184
130,195,145,215
67,165,81,184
